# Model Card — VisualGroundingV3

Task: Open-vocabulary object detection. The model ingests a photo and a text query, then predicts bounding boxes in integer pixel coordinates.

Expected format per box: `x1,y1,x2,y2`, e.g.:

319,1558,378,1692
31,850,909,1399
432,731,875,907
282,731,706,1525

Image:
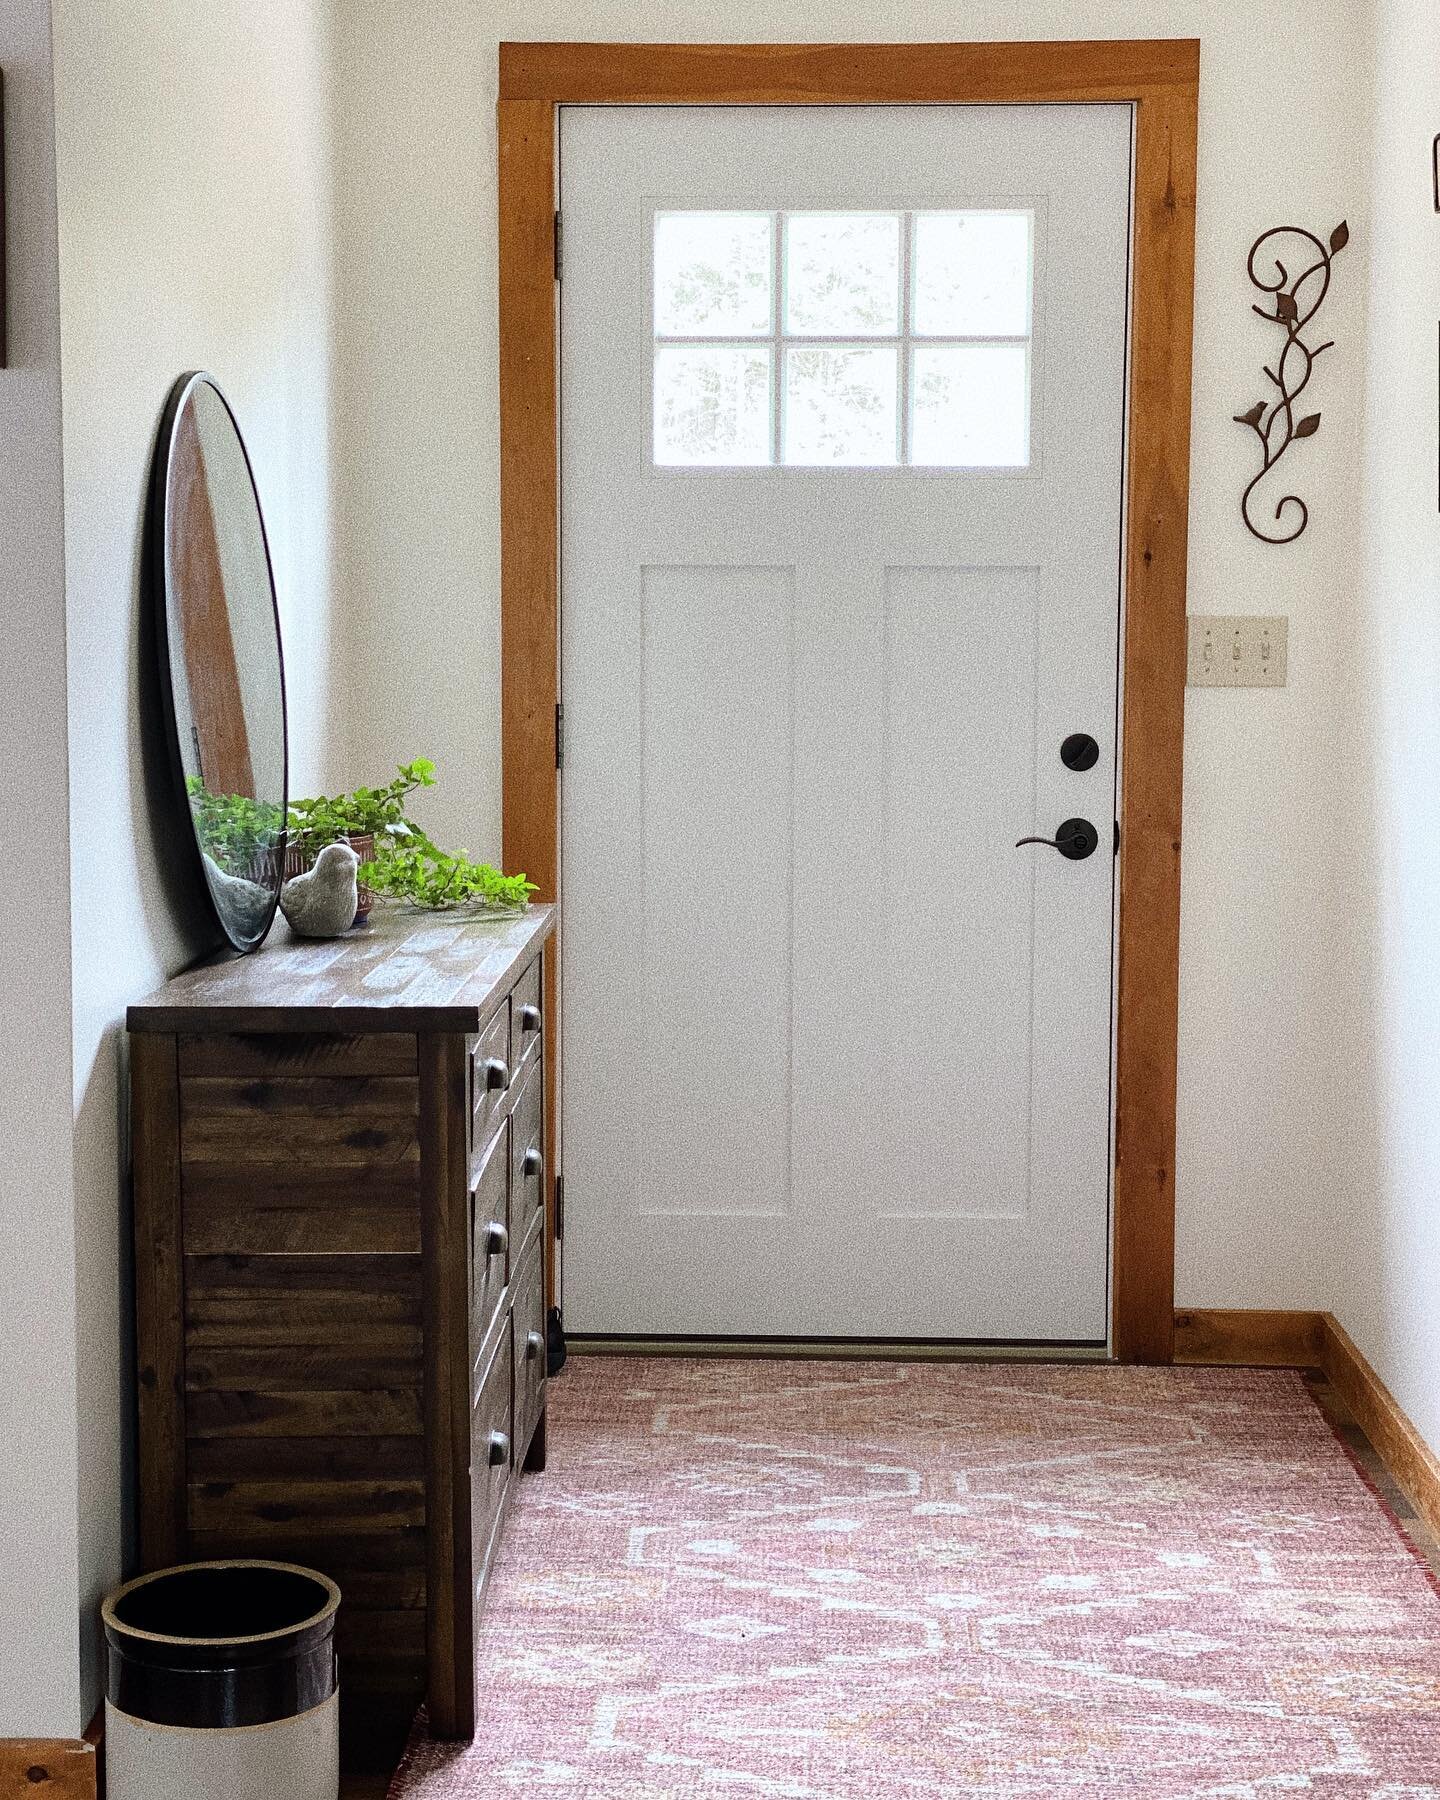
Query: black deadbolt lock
1060,732,1100,772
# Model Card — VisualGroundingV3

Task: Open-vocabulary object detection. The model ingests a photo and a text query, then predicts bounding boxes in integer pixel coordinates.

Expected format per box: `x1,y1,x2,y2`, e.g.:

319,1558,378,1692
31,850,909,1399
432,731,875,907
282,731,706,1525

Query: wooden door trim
498,39,1198,1364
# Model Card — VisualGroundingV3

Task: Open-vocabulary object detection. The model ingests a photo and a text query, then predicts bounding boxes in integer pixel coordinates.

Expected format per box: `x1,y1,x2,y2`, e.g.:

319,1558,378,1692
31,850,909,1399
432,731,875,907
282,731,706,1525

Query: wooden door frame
499,39,1198,1364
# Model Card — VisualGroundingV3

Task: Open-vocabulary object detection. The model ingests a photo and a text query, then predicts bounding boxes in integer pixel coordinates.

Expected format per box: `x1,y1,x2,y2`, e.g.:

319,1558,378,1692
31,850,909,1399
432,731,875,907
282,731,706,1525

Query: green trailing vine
286,759,535,915
286,758,439,852
361,846,536,913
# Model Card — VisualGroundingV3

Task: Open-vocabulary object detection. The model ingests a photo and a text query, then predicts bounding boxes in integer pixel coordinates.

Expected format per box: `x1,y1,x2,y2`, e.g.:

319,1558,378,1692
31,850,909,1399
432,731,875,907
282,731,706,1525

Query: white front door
559,104,1132,1342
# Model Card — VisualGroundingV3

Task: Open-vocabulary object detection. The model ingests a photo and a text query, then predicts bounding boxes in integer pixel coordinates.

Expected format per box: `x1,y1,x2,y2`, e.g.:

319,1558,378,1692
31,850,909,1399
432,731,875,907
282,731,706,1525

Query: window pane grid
652,208,1034,469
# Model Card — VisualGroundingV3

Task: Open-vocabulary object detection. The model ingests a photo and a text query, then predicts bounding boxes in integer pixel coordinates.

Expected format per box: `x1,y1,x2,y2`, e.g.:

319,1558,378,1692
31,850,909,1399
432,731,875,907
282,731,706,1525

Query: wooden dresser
127,905,555,1765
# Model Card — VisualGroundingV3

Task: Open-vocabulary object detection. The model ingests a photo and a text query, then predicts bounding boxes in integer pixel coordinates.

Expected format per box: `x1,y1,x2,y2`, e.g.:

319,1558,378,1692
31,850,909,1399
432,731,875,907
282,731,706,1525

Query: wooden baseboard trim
1172,1307,1327,1367
1173,1306,1440,1544
0,1739,97,1797
1319,1311,1440,1543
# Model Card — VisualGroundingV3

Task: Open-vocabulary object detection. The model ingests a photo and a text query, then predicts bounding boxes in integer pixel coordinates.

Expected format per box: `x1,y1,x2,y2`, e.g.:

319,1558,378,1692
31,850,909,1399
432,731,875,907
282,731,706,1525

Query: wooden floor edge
1320,1310,1440,1543
0,1737,97,1796
1172,1306,1327,1368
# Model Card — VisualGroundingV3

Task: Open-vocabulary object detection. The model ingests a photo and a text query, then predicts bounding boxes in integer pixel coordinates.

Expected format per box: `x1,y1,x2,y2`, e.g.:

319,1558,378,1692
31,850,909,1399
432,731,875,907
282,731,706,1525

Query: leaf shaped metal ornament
1234,223,1347,543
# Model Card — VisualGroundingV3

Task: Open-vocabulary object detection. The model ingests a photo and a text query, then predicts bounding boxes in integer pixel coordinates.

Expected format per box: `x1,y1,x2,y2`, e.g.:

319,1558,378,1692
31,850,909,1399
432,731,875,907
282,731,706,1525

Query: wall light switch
1187,615,1288,688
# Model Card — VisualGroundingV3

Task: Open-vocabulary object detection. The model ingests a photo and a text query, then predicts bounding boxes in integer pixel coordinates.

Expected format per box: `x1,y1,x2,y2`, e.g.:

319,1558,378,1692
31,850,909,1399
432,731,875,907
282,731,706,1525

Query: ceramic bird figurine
279,842,361,938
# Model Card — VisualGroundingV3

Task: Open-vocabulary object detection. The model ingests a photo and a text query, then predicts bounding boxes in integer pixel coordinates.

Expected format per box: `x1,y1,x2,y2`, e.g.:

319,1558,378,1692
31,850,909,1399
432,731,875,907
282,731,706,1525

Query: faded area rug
389,1358,1440,1798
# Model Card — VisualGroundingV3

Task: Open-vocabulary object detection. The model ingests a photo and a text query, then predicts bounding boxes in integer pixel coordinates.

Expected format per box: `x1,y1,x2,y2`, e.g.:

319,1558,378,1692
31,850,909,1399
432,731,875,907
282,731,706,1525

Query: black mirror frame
145,370,289,954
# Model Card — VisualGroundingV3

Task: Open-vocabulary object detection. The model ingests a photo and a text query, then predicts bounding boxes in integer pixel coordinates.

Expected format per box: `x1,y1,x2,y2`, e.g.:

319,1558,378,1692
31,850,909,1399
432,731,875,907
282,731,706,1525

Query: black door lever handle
1015,818,1100,861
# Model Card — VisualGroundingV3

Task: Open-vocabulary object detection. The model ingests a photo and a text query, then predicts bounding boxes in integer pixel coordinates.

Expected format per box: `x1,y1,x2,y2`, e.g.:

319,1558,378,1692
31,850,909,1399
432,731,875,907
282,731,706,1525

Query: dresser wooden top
128,903,555,1034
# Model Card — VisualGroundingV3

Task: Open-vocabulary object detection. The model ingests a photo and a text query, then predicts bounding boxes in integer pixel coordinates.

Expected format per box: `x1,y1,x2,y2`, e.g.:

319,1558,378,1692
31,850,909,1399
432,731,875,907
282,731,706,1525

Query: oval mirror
148,373,288,952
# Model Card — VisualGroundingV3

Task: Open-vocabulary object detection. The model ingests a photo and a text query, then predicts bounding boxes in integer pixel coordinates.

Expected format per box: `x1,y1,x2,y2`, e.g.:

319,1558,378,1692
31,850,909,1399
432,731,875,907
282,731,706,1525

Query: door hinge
553,1172,564,1239
555,701,565,769
553,211,562,282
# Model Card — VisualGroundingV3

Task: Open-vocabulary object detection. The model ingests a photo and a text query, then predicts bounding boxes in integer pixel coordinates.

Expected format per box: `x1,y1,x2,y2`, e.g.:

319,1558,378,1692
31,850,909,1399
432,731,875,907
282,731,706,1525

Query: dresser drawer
510,1060,544,1247
469,1119,509,1371
471,1326,513,1586
509,956,543,1077
468,1002,511,1170
511,1231,546,1465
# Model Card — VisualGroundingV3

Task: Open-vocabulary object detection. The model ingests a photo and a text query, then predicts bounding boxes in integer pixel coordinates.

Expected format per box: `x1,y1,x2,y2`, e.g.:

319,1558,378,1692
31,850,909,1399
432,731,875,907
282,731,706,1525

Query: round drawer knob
520,1005,542,1034
484,1057,509,1093
525,1329,544,1362
484,1222,508,1257
487,1429,510,1467
523,1148,543,1179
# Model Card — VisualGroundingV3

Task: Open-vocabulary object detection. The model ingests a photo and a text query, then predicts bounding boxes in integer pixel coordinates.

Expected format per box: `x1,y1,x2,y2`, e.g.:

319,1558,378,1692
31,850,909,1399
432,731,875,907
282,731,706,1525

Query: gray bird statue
279,841,361,938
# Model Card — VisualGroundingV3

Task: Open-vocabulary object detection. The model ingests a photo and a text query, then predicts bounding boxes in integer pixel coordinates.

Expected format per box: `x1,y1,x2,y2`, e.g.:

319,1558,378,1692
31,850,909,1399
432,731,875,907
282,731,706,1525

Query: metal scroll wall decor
1232,221,1349,544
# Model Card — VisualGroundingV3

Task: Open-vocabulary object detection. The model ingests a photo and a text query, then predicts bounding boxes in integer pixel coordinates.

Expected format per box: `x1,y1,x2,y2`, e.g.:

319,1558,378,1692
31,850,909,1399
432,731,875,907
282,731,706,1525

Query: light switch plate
1187,615,1288,688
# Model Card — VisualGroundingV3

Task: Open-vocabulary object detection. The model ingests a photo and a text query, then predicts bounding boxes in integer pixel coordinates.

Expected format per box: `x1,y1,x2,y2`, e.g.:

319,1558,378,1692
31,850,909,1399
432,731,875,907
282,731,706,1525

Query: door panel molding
498,40,1198,1364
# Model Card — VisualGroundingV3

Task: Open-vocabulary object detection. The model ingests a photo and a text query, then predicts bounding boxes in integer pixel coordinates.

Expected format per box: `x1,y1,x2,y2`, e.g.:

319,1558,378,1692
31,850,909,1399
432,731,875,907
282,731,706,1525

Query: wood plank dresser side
131,1030,187,1570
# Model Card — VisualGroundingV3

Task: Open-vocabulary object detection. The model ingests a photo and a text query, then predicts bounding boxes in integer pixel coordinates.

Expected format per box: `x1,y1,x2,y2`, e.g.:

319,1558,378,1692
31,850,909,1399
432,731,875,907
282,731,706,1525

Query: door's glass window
652,208,1034,468
785,345,900,466
912,343,1030,468
653,212,773,337
913,211,1032,337
784,214,902,336
654,345,772,466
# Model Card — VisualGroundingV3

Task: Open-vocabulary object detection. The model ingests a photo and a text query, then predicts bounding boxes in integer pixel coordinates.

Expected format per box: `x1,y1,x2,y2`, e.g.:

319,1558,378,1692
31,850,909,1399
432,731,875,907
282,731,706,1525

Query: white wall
330,7,499,854
0,0,83,1736
37,0,339,1727
331,0,1371,1311
1337,0,1440,1453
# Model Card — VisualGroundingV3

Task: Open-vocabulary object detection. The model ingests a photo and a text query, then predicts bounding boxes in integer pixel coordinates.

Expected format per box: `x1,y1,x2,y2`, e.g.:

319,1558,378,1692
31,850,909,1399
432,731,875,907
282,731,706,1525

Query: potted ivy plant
284,759,536,923
285,759,438,922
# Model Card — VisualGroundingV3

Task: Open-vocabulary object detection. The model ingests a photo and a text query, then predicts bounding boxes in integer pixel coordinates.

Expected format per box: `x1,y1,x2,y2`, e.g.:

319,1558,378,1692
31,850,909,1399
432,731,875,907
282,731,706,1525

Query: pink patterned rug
388,1358,1440,1797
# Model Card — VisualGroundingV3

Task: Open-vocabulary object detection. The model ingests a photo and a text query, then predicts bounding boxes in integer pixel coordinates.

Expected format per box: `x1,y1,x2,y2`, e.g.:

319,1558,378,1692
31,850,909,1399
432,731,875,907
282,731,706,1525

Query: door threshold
567,1334,1112,1363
